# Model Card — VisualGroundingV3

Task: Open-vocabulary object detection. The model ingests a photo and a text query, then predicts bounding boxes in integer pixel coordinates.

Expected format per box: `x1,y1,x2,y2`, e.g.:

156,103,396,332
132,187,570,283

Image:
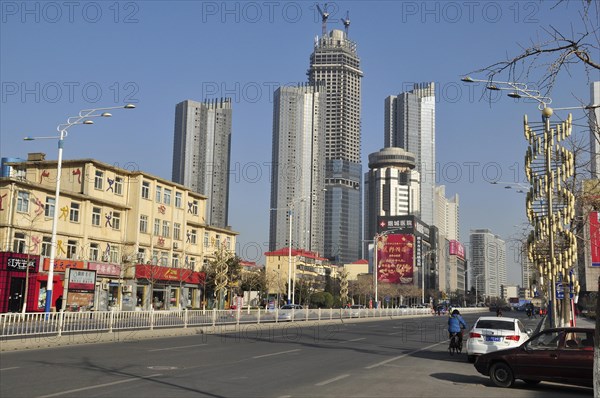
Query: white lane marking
148,344,207,352
36,373,163,398
388,332,402,335
315,374,350,386
0,367,20,371
338,337,365,344
365,341,443,369
252,349,301,359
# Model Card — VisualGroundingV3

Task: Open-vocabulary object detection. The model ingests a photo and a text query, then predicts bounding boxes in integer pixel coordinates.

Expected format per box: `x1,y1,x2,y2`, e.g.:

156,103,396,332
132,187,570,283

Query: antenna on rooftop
341,11,350,36
316,3,329,37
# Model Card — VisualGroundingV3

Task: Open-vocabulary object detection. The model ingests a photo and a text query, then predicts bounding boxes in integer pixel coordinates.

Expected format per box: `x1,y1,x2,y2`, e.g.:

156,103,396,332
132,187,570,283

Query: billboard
376,234,414,284
449,240,465,259
591,211,600,267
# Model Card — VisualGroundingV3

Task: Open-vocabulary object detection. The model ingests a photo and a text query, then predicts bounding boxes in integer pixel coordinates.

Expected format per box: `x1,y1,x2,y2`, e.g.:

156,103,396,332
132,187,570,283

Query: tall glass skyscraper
269,84,326,255
172,99,232,228
470,229,507,300
385,83,436,226
308,28,363,264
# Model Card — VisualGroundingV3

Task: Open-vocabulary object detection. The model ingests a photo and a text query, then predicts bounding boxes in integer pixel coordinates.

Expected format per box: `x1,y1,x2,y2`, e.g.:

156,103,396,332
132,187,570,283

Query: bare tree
470,1,599,96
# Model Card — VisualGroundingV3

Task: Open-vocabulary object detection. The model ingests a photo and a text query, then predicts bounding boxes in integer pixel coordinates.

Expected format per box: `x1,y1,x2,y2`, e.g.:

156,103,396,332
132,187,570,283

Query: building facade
308,28,363,264
590,81,600,179
0,155,237,312
264,248,333,303
385,83,436,226
363,147,419,256
172,98,232,228
269,84,326,255
470,229,507,301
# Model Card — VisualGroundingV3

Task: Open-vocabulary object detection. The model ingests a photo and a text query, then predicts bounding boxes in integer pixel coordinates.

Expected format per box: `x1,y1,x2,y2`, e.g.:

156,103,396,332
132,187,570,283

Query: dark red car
474,327,595,388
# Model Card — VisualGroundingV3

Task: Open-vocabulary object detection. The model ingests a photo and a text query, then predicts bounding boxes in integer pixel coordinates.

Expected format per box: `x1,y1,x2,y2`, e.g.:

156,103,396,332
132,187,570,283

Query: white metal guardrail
0,307,483,339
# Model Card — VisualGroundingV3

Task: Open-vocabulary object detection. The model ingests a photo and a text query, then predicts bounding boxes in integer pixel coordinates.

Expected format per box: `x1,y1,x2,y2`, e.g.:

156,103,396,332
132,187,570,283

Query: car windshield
475,320,514,330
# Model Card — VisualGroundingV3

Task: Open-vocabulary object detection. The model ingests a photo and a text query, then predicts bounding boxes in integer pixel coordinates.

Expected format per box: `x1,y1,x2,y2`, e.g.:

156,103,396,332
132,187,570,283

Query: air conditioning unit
100,282,109,290
173,242,179,249
122,285,133,293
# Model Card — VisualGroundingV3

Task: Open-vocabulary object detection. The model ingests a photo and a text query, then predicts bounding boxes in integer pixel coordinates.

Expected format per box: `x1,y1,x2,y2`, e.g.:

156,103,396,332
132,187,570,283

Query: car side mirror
526,328,533,335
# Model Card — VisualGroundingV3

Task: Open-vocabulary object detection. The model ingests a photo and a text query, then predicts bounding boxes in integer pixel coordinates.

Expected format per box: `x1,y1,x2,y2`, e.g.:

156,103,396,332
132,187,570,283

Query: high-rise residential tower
470,229,507,300
308,28,363,264
269,84,326,255
172,99,232,228
385,83,436,226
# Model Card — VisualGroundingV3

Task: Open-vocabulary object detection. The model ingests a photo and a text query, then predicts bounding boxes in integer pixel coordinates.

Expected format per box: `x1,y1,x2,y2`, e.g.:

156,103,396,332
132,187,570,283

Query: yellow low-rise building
0,154,237,312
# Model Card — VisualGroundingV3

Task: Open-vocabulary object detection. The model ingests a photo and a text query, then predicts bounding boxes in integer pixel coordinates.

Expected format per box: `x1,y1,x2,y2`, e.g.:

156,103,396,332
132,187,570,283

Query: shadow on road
430,373,594,397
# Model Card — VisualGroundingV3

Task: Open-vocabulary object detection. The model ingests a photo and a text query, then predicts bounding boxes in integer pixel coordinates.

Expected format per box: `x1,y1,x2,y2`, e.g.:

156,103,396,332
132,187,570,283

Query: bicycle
448,331,463,355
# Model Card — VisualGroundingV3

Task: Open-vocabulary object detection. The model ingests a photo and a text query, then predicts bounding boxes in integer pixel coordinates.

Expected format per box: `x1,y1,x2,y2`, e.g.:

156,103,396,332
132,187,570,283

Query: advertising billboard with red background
591,211,600,267
449,240,465,259
376,234,414,284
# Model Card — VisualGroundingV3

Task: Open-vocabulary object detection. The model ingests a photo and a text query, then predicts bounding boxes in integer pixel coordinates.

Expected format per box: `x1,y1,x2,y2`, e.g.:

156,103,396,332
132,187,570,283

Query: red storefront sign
135,264,204,284
376,234,414,284
449,240,465,259
43,258,85,272
591,211,600,267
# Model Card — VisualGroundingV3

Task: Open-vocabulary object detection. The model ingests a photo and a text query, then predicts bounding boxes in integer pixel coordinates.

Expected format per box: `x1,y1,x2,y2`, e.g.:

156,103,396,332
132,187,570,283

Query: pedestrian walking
55,296,63,312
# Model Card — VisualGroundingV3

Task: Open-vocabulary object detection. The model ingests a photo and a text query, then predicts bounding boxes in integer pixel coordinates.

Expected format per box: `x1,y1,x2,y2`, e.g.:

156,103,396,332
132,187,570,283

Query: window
189,256,196,270
191,200,198,215
141,181,150,199
215,234,221,249
172,254,179,268
140,215,148,233
175,192,182,208
94,170,104,190
164,189,171,205
189,229,197,244
155,185,162,203
89,243,100,261
92,207,101,226
67,240,77,259
114,177,123,195
16,191,30,213
69,202,80,222
137,249,146,263
45,197,55,218
13,233,26,253
204,232,209,247
154,218,161,236
41,237,51,256
173,223,181,240
112,211,121,230
160,251,168,267
110,245,119,264
162,220,170,238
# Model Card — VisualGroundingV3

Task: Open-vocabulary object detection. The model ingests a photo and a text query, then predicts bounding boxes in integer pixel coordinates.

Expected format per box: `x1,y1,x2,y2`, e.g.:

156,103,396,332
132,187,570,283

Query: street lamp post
25,104,135,313
461,76,590,327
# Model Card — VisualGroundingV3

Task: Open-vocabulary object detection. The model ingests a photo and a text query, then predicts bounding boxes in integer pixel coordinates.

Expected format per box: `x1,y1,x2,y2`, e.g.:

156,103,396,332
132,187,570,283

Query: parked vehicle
466,316,532,363
474,328,595,388
278,304,304,321
345,304,365,317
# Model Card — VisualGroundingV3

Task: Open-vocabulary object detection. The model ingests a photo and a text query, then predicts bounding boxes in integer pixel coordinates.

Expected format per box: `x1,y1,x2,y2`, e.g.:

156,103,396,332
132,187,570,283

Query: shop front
0,252,40,313
87,262,135,311
37,258,86,312
134,264,204,310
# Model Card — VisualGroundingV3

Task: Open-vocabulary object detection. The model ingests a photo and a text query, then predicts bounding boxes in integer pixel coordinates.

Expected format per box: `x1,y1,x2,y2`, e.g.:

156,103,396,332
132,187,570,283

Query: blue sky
1,1,596,284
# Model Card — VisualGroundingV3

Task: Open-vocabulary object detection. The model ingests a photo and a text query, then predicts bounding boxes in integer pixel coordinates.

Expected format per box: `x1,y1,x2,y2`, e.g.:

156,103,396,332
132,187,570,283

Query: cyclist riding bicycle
448,309,467,348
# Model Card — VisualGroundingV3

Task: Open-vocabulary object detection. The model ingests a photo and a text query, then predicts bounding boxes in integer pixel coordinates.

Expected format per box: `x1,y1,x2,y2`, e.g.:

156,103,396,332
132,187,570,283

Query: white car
466,316,532,363
278,304,304,321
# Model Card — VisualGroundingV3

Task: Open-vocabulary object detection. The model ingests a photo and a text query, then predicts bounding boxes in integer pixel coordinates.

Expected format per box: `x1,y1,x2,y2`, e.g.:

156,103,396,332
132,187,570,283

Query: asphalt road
0,312,594,398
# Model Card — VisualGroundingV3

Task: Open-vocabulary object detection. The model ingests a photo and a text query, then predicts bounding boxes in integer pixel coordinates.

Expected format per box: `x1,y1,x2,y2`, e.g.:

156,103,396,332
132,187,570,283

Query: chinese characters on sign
376,234,414,284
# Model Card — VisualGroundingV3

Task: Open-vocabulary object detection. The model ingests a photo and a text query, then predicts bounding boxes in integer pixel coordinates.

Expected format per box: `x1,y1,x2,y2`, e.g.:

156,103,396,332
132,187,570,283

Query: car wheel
467,355,476,363
522,379,541,385
490,362,514,388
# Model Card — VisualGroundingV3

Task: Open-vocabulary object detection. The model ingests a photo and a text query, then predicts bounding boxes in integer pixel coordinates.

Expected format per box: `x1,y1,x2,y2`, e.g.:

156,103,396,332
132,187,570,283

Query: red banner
376,234,414,284
135,264,205,284
449,240,465,259
591,211,600,267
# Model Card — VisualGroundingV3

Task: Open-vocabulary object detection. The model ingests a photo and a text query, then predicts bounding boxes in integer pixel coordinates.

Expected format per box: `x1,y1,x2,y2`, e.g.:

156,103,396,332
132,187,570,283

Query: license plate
485,336,501,342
